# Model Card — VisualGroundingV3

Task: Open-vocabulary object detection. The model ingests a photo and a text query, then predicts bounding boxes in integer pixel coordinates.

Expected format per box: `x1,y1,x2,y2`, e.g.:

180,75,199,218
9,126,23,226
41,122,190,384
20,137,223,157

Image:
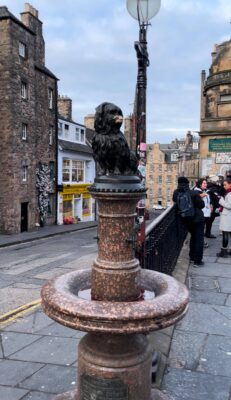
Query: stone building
57,97,95,224
200,40,231,177
0,4,58,233
146,143,179,209
177,131,200,187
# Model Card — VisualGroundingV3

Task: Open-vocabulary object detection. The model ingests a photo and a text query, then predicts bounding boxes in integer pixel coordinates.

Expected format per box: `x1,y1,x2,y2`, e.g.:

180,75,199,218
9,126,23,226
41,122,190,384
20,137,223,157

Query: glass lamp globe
126,0,161,23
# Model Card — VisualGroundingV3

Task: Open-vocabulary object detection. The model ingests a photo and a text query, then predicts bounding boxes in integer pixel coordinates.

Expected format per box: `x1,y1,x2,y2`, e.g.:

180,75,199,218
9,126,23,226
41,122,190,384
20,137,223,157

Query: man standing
173,177,205,267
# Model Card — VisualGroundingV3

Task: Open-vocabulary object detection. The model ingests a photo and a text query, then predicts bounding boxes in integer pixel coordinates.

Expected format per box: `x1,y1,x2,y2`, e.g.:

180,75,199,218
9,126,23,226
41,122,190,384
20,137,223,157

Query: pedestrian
206,176,222,238
217,177,231,258
194,178,213,243
173,177,205,267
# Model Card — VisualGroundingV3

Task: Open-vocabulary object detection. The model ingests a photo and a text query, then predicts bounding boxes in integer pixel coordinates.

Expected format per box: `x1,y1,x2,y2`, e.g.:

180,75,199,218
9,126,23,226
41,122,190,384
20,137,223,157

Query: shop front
57,184,95,225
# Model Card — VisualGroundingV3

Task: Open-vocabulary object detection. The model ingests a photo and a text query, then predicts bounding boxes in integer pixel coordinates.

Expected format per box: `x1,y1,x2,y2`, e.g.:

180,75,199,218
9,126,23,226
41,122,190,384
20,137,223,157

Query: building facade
57,97,95,224
146,143,179,209
0,4,57,233
177,132,200,187
200,40,231,177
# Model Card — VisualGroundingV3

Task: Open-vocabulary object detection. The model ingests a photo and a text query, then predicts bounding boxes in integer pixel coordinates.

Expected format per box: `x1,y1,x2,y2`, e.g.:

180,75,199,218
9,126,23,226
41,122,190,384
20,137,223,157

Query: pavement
0,221,231,399
0,221,98,248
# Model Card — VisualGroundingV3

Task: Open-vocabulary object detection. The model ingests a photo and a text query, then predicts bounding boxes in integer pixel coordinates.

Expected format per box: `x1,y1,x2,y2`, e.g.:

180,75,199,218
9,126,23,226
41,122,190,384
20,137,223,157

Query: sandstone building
200,40,231,177
0,4,57,233
146,143,179,209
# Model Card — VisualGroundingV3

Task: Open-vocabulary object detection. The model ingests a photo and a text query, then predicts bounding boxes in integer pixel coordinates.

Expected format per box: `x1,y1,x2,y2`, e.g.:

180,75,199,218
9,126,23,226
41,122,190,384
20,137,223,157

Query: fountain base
54,388,169,400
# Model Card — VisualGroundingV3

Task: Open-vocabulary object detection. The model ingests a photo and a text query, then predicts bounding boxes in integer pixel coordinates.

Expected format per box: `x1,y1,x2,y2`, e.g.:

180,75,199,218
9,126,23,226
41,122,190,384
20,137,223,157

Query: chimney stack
58,96,72,121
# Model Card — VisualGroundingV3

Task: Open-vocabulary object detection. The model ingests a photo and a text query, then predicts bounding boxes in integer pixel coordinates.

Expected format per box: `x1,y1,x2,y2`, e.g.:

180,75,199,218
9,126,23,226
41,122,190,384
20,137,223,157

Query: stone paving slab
162,368,231,400
4,310,53,333
10,336,78,365
22,392,52,400
189,289,227,305
198,334,231,377
19,364,77,394
0,359,44,385
168,330,207,370
0,331,42,357
0,385,29,400
217,277,231,293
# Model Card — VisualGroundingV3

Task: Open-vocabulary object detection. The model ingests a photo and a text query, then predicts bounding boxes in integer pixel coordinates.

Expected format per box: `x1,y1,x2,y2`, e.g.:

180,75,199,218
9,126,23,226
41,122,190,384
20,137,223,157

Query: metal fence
144,205,187,275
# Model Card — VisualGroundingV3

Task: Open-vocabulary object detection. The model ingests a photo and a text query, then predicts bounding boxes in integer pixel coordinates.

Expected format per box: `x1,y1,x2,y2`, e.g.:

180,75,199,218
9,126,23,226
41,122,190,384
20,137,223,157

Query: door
21,202,28,232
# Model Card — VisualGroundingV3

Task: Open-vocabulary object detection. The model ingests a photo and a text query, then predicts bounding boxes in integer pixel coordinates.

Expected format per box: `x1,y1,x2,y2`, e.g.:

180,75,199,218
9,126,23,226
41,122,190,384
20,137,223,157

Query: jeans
222,231,231,248
188,221,204,263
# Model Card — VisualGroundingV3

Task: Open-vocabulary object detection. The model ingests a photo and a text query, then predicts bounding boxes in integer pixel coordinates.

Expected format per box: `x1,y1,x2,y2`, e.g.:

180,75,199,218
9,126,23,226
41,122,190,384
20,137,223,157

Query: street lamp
127,0,161,264
126,0,161,158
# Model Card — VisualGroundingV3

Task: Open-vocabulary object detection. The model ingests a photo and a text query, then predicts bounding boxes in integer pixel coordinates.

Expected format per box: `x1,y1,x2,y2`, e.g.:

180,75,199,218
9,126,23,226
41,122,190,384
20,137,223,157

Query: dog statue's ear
94,102,108,132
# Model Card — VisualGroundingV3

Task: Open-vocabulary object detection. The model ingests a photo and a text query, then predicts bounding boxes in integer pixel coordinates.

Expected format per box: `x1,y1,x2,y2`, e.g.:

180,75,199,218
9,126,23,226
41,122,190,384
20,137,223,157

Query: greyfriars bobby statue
92,102,137,176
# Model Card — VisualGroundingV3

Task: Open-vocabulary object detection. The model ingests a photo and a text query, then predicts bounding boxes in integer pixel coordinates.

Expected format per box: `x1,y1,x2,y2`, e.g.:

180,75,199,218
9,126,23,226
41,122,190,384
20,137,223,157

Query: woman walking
217,177,231,258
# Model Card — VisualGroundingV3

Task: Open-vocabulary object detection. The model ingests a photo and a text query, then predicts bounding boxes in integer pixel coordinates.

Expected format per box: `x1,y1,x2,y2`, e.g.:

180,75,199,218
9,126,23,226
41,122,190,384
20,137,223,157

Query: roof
59,139,93,155
35,65,58,80
0,6,35,35
58,115,85,128
86,128,95,144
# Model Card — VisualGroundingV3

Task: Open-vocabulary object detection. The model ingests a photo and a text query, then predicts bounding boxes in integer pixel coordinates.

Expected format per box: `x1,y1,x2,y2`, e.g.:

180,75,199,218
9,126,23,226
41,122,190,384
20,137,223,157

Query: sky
1,0,231,143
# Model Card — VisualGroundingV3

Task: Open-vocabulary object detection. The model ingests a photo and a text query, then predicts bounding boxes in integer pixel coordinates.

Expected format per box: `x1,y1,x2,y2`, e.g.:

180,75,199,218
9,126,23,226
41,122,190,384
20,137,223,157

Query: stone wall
0,7,57,233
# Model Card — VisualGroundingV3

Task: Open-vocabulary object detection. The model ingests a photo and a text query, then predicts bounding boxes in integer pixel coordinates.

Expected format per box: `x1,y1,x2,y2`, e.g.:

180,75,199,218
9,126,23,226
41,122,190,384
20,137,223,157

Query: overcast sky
2,0,231,143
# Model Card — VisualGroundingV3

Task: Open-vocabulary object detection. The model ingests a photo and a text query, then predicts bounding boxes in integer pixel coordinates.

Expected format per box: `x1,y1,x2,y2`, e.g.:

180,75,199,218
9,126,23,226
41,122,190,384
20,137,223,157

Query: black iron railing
144,205,187,275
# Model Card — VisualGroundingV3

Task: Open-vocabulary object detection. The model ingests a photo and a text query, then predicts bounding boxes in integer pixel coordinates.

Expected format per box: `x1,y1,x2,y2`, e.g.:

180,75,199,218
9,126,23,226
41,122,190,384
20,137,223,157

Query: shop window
62,160,70,181
83,198,90,215
63,199,72,217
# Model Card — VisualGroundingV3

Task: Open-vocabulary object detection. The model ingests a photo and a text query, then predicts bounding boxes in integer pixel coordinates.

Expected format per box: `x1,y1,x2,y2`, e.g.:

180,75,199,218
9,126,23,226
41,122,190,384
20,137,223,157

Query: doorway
21,202,28,232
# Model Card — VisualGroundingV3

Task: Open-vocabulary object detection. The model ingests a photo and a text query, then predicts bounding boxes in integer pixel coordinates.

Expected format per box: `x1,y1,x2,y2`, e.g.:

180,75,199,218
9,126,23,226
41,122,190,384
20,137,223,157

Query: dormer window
80,129,85,143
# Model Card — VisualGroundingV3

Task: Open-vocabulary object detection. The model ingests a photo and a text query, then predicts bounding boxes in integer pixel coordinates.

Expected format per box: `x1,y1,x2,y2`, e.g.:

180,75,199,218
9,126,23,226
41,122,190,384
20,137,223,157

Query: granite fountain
41,102,189,400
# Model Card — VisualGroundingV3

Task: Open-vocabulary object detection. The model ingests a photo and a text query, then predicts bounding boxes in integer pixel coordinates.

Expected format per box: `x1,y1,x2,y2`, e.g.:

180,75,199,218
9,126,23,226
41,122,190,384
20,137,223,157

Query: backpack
177,190,195,219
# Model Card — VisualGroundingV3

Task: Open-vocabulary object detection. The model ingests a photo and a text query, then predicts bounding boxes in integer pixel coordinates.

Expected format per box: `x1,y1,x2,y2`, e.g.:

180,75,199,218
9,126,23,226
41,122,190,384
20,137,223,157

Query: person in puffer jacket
217,177,231,258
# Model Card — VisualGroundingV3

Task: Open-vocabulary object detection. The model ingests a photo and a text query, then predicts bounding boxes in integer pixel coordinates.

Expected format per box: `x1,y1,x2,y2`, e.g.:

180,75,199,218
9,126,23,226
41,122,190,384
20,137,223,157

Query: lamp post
127,0,161,157
127,0,161,263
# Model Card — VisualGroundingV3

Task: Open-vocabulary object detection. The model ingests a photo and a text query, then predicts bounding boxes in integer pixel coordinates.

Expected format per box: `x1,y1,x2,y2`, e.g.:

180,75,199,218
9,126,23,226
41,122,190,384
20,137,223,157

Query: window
80,129,85,143
166,175,172,184
158,175,162,184
158,164,162,172
19,42,26,58
171,153,178,162
220,94,231,102
64,124,69,138
62,159,85,183
22,166,28,182
22,123,27,140
58,123,63,137
62,160,70,182
72,160,84,182
21,82,27,99
49,126,53,145
75,128,80,141
48,88,53,109
82,198,90,216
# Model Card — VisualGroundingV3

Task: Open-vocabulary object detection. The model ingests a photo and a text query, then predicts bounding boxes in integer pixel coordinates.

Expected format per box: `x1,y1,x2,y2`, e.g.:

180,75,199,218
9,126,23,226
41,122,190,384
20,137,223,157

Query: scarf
219,188,231,212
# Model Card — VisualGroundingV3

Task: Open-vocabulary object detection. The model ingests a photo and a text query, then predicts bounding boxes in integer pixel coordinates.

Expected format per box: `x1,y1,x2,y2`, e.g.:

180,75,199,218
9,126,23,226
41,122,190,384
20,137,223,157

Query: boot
217,248,228,258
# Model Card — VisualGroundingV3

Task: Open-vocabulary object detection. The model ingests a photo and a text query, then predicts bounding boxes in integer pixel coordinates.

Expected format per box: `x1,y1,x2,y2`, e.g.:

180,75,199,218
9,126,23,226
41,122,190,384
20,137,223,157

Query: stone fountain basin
41,268,188,335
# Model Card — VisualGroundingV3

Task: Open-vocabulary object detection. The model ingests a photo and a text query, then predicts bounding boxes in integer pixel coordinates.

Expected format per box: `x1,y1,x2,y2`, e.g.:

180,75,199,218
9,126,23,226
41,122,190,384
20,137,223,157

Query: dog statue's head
94,102,123,135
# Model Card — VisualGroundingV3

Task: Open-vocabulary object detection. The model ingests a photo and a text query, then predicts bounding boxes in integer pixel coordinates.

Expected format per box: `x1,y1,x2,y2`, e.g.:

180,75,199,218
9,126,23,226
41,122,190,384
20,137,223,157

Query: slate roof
0,6,35,35
59,139,93,155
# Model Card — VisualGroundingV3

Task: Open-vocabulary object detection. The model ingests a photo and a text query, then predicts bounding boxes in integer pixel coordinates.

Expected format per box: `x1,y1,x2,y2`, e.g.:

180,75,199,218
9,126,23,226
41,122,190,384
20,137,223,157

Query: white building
57,96,95,224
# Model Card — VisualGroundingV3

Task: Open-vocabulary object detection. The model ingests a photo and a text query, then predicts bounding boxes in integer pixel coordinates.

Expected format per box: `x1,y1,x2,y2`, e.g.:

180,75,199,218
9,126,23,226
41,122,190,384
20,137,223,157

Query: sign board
209,138,231,152
81,375,128,400
216,153,231,163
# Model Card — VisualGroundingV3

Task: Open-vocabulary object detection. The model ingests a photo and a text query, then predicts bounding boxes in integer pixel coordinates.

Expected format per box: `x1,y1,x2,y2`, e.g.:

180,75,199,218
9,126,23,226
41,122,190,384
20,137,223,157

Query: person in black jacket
173,177,205,267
